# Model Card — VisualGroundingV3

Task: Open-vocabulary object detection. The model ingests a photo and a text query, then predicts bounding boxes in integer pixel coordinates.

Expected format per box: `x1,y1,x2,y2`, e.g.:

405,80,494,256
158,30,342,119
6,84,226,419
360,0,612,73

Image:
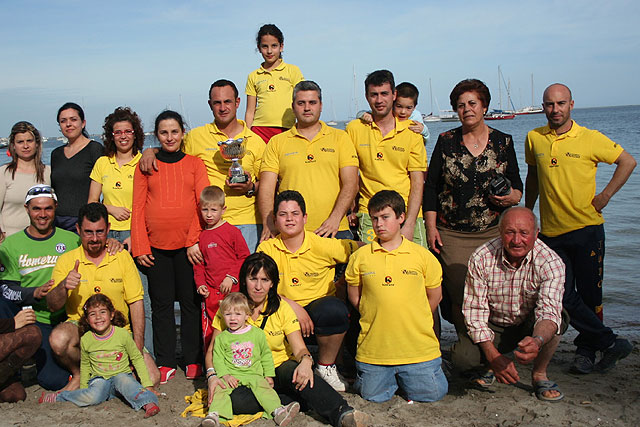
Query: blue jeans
108,229,154,357
235,224,263,252
57,373,158,410
354,358,448,403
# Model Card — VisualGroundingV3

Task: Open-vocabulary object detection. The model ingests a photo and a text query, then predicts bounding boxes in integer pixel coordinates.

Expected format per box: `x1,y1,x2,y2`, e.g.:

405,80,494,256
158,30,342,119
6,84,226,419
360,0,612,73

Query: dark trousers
541,224,616,358
0,299,69,390
147,247,201,367
229,360,353,427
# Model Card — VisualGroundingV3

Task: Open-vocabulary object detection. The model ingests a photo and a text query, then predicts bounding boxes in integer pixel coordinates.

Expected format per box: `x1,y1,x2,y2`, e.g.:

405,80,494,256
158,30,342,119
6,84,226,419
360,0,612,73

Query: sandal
470,371,495,388
38,391,59,403
534,380,564,402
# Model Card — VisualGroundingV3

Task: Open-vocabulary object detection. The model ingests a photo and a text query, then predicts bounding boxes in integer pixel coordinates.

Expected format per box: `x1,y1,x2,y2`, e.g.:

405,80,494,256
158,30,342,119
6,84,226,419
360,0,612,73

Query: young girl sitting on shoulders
201,292,299,427
244,23,304,143
39,294,160,418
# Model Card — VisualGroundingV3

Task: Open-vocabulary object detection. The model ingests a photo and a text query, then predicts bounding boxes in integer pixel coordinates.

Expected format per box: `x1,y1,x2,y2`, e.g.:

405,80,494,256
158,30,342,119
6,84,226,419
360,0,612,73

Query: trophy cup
218,138,248,184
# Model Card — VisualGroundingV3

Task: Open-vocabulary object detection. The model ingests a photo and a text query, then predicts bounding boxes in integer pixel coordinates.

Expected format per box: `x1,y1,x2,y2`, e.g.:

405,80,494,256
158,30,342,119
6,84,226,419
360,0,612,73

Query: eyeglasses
26,186,55,196
112,129,134,136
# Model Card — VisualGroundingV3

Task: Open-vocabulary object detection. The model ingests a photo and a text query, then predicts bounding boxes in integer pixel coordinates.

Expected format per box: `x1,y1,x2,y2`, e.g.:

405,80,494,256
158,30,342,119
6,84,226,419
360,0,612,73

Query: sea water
4,105,638,337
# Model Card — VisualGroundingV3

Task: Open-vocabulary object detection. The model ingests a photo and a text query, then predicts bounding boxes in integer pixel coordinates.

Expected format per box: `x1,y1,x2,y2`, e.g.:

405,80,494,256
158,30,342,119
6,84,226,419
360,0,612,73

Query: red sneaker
143,403,160,418
185,363,203,380
158,366,176,384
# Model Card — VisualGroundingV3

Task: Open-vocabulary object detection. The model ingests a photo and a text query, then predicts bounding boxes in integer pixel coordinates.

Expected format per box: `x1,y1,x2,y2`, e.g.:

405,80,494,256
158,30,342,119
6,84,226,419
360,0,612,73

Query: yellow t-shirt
257,231,358,306
346,117,427,215
261,121,359,232
346,237,442,365
183,121,265,225
245,61,304,128
212,298,300,368
89,153,141,231
525,121,624,237
51,246,143,327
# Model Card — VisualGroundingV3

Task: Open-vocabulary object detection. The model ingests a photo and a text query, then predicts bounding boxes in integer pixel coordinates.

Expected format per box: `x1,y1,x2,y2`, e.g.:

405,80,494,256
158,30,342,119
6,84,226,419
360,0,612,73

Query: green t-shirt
213,325,276,379
0,227,80,324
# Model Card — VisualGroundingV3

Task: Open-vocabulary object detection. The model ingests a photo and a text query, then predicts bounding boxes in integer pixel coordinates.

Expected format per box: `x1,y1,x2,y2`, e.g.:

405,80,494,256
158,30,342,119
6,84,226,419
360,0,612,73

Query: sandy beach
2,327,638,427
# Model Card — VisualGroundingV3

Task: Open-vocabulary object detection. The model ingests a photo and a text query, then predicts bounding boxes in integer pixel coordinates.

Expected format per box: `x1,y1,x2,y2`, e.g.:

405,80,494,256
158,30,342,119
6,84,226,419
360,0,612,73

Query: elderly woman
205,253,369,427
423,79,523,338
0,121,50,236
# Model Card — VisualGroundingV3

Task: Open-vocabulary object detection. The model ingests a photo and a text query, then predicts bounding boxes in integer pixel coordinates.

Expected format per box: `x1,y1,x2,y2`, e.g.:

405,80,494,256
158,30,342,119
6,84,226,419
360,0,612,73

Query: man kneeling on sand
452,207,567,401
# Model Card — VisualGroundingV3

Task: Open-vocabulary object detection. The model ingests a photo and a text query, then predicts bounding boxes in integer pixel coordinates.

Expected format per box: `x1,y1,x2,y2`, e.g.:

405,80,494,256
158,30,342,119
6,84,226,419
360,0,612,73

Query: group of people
1,21,637,427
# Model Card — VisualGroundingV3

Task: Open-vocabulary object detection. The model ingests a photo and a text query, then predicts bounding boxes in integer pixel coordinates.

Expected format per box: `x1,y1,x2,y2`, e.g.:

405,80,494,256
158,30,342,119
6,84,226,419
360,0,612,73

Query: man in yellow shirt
346,70,427,247
525,83,636,375
46,203,159,390
346,190,446,403
259,80,359,242
140,80,265,251
257,191,359,392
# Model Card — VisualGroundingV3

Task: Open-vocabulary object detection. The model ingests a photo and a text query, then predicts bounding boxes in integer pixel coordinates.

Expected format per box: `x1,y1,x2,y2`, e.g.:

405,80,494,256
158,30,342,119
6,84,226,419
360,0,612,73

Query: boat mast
531,73,535,106
429,77,434,115
498,66,503,111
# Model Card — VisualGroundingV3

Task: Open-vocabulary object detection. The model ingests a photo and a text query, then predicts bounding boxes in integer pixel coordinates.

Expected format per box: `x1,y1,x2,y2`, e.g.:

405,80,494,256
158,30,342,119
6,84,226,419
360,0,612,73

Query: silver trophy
218,138,248,184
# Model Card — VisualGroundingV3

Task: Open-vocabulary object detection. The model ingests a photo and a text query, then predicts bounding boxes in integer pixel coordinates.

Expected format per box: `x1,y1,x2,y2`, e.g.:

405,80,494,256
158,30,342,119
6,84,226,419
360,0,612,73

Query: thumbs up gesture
64,260,82,291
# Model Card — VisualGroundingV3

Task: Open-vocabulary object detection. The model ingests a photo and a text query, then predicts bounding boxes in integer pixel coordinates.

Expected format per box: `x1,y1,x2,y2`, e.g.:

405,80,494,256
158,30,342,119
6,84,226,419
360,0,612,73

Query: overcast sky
1,0,638,136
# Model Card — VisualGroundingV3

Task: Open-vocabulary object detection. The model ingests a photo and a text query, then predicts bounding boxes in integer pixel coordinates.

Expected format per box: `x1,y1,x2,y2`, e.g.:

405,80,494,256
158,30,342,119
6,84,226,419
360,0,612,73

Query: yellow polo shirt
89,153,141,231
525,121,624,237
245,61,304,128
346,237,442,365
51,246,143,328
257,231,358,306
261,121,359,232
212,298,299,368
183,121,265,225
346,117,427,214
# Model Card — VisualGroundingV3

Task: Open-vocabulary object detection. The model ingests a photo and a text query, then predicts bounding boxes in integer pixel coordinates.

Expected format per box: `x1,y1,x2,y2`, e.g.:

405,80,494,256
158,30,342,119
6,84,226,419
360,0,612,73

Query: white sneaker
200,412,220,427
315,364,348,392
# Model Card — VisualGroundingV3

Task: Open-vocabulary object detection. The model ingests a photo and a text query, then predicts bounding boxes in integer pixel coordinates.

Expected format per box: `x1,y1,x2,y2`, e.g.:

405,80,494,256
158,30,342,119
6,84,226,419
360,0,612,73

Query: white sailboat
515,74,543,115
423,78,441,122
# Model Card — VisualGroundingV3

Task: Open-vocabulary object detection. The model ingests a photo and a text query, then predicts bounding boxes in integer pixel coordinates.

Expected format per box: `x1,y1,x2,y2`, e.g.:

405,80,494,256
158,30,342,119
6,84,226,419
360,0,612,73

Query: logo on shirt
376,152,384,160
402,269,418,276
285,151,298,156
268,84,275,92
110,278,123,283
383,276,394,286
55,243,67,254
303,272,319,277
208,242,218,248
114,181,122,189
94,286,102,293
291,277,300,286
391,146,405,152
320,147,335,153
550,157,558,167
231,341,255,367
306,154,315,163
279,76,291,82
565,152,580,159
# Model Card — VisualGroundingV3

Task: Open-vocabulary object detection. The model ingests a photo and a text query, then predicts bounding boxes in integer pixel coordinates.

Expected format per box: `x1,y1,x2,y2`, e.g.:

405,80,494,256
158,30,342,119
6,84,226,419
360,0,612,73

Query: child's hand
266,377,274,388
408,121,424,134
219,277,234,294
222,374,239,388
197,285,210,298
359,112,373,124
146,386,160,396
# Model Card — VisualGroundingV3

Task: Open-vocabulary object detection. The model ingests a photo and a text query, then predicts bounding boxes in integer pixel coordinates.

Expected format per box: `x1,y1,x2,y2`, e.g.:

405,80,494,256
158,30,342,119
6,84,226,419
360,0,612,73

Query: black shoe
595,338,634,373
569,354,594,374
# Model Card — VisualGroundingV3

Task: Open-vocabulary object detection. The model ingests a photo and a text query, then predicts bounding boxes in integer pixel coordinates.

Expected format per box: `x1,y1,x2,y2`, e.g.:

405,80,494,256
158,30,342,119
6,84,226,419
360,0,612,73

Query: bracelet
532,335,545,349
206,372,217,381
206,367,216,375
299,353,313,364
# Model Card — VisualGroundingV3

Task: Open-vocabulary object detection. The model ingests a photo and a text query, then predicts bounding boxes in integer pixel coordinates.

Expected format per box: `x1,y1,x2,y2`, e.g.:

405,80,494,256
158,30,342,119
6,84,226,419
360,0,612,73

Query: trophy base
229,174,249,184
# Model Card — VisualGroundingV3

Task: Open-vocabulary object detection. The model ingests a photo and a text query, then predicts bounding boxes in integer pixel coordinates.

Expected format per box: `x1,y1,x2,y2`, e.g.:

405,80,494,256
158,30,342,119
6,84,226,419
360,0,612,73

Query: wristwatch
246,182,256,197
299,353,313,364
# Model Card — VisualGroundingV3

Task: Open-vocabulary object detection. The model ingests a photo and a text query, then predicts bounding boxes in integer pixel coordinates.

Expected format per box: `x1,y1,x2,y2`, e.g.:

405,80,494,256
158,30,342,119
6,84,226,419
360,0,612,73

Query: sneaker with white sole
273,401,300,426
158,366,176,384
200,412,220,427
315,364,348,392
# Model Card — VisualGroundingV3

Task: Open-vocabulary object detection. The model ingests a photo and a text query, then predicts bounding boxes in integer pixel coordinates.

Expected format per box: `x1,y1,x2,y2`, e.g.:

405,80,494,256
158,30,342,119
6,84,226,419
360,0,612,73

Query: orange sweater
131,152,209,257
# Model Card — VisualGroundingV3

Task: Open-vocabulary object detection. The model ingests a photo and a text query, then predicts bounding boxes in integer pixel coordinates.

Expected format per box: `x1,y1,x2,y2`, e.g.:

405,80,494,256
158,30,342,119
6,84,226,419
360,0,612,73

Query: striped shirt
463,237,565,344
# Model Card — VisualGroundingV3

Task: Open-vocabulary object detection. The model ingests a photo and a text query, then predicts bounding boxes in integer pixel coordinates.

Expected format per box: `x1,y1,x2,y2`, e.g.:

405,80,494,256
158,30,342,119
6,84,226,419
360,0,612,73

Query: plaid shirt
463,237,565,344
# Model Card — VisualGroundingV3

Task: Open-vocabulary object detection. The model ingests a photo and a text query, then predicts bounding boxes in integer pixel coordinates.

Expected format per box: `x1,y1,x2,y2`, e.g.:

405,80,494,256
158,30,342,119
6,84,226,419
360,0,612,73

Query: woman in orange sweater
131,110,209,384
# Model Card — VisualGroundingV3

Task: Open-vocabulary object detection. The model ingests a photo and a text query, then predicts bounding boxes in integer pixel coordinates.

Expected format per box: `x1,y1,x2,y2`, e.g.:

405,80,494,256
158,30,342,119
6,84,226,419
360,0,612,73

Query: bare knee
0,382,26,403
49,323,79,357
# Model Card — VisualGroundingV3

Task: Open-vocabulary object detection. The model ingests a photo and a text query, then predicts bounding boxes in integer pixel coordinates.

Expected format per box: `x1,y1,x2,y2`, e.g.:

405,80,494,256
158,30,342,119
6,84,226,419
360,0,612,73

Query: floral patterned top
423,127,523,232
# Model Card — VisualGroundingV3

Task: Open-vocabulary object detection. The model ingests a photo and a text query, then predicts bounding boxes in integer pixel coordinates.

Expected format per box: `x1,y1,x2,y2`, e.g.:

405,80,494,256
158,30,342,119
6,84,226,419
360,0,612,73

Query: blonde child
201,293,299,427
357,82,430,145
39,294,160,418
194,186,251,352
244,24,304,143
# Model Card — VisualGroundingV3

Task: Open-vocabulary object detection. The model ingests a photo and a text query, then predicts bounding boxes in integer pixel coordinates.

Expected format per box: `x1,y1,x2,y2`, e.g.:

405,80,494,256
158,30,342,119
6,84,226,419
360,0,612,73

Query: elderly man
0,185,80,391
258,80,359,241
47,203,159,390
452,207,566,401
525,83,636,374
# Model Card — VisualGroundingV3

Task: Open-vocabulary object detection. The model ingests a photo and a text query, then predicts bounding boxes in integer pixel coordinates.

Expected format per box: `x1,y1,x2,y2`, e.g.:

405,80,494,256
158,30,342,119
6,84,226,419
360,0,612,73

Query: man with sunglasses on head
0,185,80,391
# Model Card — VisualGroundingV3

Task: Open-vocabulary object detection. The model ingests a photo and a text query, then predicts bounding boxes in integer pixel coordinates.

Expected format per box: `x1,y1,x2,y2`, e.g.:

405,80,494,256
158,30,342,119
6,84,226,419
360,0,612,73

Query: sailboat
327,96,338,126
423,78,441,122
485,66,515,120
515,74,544,115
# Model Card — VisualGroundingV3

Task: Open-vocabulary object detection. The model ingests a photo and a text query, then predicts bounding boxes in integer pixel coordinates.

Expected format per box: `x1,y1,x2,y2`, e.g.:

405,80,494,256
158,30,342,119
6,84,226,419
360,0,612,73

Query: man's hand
219,277,234,294
34,279,54,299
136,254,155,268
64,260,82,291
226,174,253,194
514,336,541,364
186,244,204,265
105,238,124,255
359,112,373,124
314,216,340,238
400,221,416,242
287,300,314,337
207,376,227,405
139,148,159,174
408,121,425,134
591,192,611,213
108,206,131,221
14,308,36,329
197,285,210,298
260,217,277,243
222,374,239,388
426,225,443,254
488,354,520,384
